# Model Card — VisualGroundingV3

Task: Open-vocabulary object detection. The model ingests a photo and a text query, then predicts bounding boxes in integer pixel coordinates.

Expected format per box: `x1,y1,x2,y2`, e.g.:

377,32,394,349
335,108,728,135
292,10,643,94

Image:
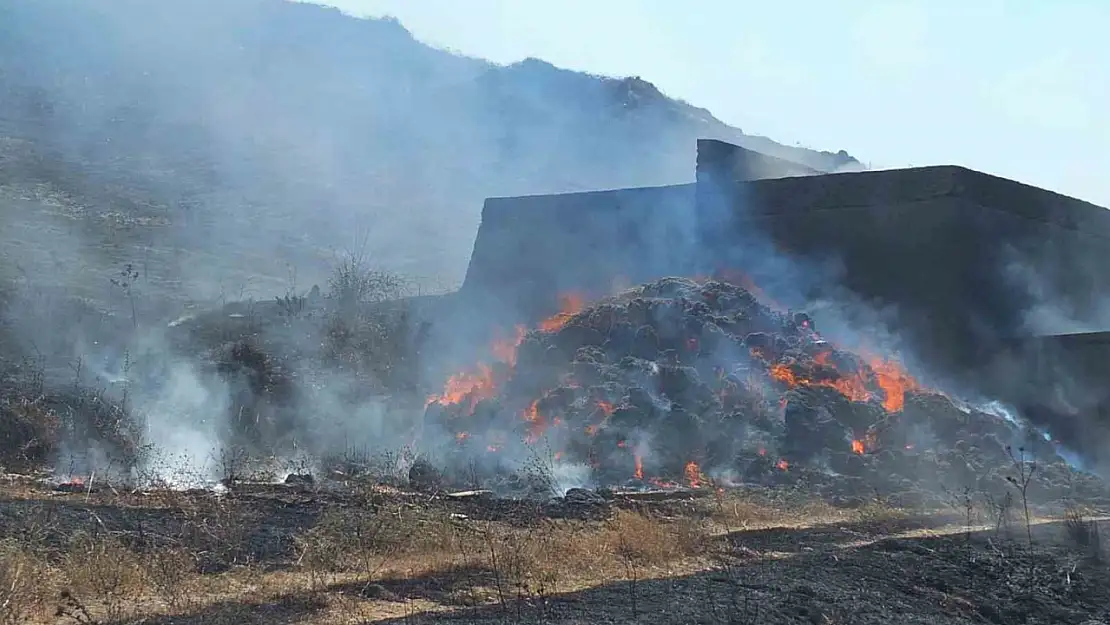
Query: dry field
0,473,1107,625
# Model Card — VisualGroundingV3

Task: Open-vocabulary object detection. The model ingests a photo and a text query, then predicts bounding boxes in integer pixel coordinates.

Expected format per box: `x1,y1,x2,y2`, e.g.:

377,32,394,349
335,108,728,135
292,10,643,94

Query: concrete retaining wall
459,141,1110,379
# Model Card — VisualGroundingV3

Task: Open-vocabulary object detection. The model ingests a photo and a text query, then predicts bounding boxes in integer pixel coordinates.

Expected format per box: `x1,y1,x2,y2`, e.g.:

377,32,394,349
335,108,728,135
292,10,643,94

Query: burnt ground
1,475,1108,625
361,523,1110,625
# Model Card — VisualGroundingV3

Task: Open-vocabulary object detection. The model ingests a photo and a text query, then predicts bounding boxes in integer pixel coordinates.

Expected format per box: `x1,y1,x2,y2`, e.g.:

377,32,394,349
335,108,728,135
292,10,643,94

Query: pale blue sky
317,0,1109,207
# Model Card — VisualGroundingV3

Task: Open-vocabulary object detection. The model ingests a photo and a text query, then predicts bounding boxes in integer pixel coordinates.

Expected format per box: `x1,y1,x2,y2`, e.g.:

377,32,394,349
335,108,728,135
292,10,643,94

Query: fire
776,459,789,471
491,325,527,365
427,364,497,413
684,461,702,488
456,431,471,442
769,363,872,404
523,400,546,444
597,401,614,417
771,352,925,413
851,439,865,455
538,293,585,332
634,454,644,480
869,357,920,412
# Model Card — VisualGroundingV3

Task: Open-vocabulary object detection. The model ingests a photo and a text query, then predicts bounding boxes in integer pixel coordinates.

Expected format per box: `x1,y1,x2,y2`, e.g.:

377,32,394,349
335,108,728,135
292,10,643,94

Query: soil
365,521,1110,625
2,475,1107,625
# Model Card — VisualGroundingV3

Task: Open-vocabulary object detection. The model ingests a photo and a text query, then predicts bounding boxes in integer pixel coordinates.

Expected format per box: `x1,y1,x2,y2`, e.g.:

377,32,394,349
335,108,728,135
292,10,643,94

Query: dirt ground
0,474,1107,625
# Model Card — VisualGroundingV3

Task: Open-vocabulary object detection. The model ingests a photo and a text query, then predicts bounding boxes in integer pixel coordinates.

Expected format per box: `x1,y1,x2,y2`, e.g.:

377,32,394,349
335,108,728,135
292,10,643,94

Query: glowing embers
538,293,585,332
426,364,497,414
769,349,924,414
426,292,585,415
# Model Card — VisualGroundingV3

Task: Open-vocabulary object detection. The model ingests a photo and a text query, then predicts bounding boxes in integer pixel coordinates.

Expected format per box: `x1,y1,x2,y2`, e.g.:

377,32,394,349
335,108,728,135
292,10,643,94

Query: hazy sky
316,0,1109,207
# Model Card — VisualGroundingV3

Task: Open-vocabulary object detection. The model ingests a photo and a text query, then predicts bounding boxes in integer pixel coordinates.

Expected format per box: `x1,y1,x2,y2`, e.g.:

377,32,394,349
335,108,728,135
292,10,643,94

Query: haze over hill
0,0,858,307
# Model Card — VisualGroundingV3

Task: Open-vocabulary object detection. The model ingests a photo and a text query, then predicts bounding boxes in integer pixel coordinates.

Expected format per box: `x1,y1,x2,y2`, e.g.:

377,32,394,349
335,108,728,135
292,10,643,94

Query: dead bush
0,540,48,625
0,397,59,472
60,532,144,621
322,254,423,392
1064,506,1103,562
143,547,197,610
295,505,424,589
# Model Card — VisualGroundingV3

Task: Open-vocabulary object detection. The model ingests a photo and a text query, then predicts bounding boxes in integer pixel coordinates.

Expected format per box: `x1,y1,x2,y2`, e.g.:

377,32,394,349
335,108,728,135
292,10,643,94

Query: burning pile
426,277,1106,506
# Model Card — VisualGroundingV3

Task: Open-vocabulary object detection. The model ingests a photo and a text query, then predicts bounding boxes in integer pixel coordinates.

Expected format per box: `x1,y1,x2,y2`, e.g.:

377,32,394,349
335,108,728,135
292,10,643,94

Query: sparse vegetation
0,474,1103,624
1064,505,1103,562
321,251,422,392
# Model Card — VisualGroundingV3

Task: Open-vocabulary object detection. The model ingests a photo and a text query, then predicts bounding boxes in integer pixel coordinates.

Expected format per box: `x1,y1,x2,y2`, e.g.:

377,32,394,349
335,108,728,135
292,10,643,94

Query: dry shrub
143,547,197,610
475,510,704,594
707,491,849,531
603,509,703,565
0,540,49,625
60,532,144,621
295,505,436,586
0,397,59,472
1064,506,1102,562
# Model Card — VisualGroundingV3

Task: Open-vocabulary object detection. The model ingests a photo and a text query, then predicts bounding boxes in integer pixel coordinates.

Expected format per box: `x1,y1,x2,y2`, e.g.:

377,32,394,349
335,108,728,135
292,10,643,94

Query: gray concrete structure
464,141,1110,366
452,138,1110,461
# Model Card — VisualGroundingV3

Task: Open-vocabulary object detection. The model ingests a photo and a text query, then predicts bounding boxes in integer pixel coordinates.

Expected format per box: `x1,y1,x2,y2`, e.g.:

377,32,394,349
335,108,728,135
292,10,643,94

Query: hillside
0,0,859,305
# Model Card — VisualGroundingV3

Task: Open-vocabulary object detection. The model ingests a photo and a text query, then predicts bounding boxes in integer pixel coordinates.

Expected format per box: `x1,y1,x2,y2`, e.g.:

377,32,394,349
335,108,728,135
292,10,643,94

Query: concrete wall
461,183,696,322
700,164,1110,374
449,140,1110,461
695,138,823,182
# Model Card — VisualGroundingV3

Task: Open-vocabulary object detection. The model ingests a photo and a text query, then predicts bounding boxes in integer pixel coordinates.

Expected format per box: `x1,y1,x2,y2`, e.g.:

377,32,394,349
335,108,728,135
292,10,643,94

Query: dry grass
0,482,912,624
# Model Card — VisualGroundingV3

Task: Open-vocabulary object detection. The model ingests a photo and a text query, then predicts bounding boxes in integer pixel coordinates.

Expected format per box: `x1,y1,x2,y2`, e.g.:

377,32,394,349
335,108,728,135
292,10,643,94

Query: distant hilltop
0,0,860,290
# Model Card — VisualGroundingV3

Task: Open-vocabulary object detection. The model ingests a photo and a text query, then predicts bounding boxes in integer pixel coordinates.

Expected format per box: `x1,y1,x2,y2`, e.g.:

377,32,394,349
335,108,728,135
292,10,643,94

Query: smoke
10,0,1089,496
5,0,838,482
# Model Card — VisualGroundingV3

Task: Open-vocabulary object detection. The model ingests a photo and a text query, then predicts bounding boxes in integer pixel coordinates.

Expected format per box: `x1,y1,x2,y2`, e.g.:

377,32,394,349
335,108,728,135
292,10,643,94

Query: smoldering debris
425,277,1110,508
4,271,1108,511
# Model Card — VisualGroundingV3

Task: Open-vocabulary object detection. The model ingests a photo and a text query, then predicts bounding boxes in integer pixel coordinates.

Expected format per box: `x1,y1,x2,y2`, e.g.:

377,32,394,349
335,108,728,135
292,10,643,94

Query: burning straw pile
425,277,1107,507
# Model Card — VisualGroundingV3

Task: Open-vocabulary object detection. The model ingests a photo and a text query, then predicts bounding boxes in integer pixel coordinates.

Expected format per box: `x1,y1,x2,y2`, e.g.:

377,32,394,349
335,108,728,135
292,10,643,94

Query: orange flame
538,293,585,332
684,461,701,488
869,357,920,412
597,401,614,417
456,431,471,442
427,364,497,414
634,455,644,480
523,400,546,444
776,459,789,471
770,363,872,404
491,325,527,365
851,439,865,455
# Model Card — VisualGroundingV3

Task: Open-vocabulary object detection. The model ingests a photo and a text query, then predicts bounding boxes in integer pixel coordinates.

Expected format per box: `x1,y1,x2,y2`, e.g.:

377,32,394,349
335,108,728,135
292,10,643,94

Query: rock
284,473,314,486
446,489,493,500
408,458,442,491
362,583,401,601
564,488,607,505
